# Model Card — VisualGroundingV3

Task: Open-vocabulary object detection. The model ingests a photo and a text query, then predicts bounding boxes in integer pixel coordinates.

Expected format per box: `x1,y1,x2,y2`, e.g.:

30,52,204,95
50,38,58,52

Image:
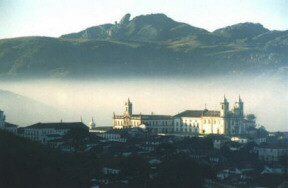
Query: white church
113,97,255,135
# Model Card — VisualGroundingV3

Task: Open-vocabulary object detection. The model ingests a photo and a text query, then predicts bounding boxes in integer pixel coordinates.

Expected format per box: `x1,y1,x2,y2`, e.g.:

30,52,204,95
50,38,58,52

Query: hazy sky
0,0,287,39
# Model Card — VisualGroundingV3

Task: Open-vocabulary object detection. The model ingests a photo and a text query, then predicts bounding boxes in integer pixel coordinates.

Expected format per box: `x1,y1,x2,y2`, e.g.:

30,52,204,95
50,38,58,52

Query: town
0,97,288,188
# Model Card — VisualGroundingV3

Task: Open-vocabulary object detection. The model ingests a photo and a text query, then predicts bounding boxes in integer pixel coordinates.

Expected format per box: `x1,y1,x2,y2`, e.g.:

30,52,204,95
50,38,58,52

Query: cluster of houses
1,100,288,187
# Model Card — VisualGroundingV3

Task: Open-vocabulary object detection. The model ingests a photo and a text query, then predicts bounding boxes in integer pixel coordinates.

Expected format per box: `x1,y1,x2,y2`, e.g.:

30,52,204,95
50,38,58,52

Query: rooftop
5,122,18,128
114,114,173,120
26,122,88,130
174,110,220,118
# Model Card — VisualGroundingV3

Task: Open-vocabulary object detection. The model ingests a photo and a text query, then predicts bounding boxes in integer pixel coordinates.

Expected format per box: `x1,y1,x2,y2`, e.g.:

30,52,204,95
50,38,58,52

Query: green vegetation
246,114,256,121
0,14,287,79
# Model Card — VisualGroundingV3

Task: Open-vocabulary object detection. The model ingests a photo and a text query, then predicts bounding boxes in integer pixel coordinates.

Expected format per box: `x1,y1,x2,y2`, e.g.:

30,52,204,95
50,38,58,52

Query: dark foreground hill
0,13,288,79
0,129,100,188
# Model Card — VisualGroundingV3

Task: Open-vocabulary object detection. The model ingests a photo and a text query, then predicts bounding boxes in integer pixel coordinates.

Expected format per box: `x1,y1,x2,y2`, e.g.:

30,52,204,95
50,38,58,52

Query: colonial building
255,146,288,162
114,97,249,135
174,96,246,135
113,98,174,133
22,122,89,144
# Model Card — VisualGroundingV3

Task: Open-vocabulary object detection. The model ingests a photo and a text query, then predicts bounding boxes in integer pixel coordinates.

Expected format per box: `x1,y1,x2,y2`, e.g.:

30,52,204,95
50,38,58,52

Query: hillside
0,89,62,126
0,13,288,79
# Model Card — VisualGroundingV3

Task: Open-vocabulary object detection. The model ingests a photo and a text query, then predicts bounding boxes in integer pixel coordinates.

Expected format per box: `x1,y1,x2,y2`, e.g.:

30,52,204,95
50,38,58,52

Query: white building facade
113,97,250,135
113,98,174,133
174,96,245,135
23,122,89,144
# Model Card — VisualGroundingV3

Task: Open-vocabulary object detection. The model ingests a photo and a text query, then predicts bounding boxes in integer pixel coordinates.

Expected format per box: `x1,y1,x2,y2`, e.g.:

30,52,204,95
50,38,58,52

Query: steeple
220,95,229,117
238,95,243,103
89,117,96,130
224,95,228,103
238,95,244,117
124,98,133,116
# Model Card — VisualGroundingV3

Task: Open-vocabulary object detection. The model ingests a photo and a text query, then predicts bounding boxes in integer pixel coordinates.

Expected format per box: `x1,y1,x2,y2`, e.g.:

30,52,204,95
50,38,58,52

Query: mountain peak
214,22,269,40
119,13,131,25
60,13,206,41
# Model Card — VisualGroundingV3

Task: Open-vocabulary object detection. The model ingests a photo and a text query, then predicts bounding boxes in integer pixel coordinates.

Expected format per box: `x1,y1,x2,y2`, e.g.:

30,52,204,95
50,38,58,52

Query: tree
65,127,89,152
150,157,215,188
257,125,268,136
246,114,256,121
119,156,150,187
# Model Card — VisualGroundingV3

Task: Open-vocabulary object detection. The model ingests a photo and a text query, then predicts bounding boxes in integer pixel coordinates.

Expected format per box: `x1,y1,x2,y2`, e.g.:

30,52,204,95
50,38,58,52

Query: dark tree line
0,130,100,188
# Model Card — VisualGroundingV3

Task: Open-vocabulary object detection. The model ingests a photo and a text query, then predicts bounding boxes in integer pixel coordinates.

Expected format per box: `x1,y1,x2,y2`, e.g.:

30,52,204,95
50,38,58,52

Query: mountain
213,22,269,41
0,89,63,126
61,13,214,42
0,13,288,79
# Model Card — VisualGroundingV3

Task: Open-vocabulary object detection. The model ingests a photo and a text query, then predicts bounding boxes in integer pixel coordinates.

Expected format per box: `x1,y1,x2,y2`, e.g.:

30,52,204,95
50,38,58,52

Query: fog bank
0,76,287,131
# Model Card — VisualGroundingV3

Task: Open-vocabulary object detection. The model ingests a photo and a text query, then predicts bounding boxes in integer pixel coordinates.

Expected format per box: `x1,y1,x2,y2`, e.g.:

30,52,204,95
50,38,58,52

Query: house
255,145,288,162
100,129,127,142
22,122,89,144
0,110,18,134
102,167,121,175
2,122,18,134
231,137,248,144
213,138,228,149
261,165,286,175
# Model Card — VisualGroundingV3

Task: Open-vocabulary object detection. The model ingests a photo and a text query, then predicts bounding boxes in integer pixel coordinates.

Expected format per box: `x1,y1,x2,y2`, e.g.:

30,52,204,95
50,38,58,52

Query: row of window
114,120,172,126
175,127,199,133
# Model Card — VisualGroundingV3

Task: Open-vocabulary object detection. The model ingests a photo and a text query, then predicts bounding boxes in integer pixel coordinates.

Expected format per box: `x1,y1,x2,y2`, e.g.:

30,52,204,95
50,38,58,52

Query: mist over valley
1,75,287,131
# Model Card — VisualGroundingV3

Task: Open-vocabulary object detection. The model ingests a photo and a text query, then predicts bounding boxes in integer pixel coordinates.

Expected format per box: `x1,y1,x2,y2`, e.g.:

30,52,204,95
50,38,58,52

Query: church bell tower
220,96,229,117
124,98,133,116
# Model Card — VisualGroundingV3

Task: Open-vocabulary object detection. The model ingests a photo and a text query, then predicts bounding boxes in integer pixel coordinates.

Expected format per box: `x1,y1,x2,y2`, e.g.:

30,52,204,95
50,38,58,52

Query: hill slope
0,13,288,79
0,89,62,126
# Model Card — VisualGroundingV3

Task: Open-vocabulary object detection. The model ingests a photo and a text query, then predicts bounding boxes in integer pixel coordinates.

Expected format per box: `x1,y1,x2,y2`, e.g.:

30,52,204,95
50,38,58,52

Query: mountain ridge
0,13,288,79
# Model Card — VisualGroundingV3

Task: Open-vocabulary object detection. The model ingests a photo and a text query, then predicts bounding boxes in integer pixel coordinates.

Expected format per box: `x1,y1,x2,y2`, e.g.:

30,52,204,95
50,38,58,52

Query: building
174,96,245,135
113,98,174,133
255,146,288,162
113,97,249,135
0,110,5,128
100,129,127,142
4,122,18,134
0,110,18,134
22,122,89,144
89,118,96,130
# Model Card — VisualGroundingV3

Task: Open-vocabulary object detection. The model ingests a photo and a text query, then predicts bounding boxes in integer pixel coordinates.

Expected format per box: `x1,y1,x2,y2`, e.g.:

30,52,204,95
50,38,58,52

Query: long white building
174,96,246,135
113,97,251,135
